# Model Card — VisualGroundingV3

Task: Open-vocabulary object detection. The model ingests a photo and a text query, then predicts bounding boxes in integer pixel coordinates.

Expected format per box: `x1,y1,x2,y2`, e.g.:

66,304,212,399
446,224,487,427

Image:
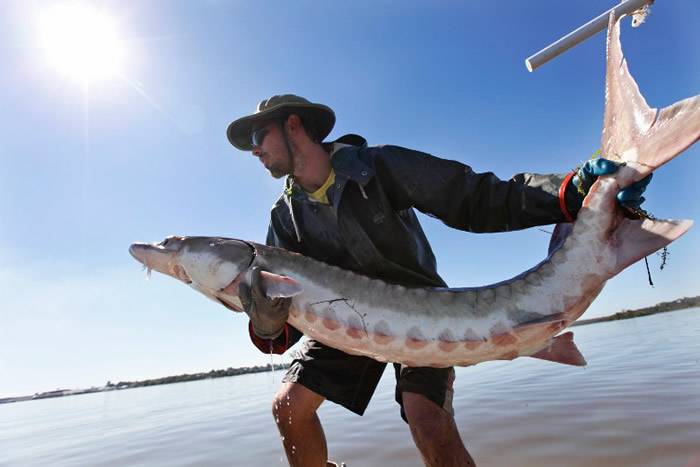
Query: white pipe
525,0,653,72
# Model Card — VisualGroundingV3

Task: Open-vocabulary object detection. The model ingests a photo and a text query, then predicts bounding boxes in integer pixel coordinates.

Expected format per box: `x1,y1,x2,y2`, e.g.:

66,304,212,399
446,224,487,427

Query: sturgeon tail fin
530,332,587,367
602,12,700,188
612,216,693,274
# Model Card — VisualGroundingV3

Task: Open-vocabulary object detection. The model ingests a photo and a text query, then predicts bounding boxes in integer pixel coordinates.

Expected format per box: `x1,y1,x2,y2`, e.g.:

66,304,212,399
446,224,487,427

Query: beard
267,146,299,179
268,166,288,179
259,151,291,179
266,157,292,179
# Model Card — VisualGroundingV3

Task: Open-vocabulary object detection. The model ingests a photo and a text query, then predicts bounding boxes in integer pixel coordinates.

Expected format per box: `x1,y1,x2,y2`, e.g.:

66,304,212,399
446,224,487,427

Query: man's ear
285,114,303,134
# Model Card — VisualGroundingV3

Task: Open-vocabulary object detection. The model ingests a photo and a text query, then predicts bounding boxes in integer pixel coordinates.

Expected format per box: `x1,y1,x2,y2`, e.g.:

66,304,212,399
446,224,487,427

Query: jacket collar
284,134,373,201
329,134,374,184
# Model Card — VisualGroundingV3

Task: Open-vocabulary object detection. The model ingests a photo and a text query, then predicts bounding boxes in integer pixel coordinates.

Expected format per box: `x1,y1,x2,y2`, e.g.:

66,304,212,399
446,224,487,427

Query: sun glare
38,4,126,83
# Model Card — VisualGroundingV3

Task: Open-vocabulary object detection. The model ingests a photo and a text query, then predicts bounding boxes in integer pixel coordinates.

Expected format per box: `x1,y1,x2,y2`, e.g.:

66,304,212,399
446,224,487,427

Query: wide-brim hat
227,94,335,151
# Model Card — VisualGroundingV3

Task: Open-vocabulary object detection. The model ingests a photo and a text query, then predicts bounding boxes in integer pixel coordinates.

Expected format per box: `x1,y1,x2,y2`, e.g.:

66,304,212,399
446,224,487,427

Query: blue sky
1,0,698,398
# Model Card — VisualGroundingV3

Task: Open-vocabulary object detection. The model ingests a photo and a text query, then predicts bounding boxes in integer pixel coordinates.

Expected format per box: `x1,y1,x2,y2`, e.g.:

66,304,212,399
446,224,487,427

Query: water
2,309,699,467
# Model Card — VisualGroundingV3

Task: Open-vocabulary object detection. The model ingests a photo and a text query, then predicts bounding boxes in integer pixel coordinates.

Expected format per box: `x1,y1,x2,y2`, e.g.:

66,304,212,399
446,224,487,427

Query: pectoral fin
259,271,304,298
530,331,587,367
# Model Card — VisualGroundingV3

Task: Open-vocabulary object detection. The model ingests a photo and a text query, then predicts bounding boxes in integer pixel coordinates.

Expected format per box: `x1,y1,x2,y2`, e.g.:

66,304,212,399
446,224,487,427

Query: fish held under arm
129,13,698,368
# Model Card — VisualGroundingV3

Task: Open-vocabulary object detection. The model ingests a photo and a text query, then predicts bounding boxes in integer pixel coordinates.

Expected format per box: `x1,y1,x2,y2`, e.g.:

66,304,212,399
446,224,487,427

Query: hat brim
227,102,335,151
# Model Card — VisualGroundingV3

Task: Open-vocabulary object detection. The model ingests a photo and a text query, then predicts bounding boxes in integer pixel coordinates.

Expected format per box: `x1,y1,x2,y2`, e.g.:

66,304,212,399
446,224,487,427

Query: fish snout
128,241,176,277
128,243,148,264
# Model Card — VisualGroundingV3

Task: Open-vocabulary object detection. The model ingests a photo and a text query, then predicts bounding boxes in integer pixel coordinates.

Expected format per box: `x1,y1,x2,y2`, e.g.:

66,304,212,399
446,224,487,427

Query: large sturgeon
130,15,699,368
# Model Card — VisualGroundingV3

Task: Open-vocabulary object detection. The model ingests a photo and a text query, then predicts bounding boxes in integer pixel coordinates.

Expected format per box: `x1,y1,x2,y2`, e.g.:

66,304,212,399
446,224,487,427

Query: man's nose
252,147,262,157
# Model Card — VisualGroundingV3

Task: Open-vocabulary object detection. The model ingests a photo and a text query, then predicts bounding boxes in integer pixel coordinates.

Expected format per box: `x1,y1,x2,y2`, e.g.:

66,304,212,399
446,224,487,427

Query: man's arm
371,145,582,232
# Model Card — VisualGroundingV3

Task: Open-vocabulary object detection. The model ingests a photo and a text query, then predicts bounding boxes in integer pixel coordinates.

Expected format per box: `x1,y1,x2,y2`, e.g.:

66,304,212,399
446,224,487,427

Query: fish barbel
129,14,699,368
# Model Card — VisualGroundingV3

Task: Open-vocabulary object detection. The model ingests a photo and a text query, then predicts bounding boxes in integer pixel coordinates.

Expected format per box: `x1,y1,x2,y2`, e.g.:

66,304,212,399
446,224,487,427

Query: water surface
2,309,699,466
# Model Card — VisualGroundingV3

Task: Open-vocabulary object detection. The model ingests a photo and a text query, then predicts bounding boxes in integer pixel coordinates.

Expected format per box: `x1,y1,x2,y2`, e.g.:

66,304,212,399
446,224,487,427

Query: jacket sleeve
247,320,303,355
247,202,304,355
372,145,582,233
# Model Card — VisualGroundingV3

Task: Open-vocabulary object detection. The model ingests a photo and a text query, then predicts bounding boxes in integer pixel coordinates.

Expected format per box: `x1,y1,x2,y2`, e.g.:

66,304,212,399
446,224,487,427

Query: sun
38,4,126,83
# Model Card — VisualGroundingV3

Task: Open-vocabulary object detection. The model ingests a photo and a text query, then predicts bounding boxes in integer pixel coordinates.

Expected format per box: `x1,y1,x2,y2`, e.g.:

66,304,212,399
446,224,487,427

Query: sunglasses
251,121,278,148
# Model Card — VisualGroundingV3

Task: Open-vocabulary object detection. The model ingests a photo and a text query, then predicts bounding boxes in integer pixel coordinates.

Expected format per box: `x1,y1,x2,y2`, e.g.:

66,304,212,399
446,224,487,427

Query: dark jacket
248,135,582,352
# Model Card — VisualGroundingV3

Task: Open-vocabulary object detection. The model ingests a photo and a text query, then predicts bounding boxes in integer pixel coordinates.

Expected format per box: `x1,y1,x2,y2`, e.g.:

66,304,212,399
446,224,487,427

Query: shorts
282,338,455,422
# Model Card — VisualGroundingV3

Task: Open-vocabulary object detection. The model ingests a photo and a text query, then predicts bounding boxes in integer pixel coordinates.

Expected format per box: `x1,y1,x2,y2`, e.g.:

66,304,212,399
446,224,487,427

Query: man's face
251,120,291,179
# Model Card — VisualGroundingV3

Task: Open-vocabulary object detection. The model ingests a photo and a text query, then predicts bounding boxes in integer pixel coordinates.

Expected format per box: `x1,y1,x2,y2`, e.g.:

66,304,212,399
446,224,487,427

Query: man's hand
573,158,652,210
239,266,291,340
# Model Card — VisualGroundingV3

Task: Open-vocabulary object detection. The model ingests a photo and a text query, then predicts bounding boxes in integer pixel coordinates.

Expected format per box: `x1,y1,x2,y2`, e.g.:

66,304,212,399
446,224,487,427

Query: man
226,94,649,467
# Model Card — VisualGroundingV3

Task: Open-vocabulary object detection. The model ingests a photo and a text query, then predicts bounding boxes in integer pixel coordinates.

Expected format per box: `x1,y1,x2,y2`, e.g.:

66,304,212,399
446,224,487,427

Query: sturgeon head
129,236,302,313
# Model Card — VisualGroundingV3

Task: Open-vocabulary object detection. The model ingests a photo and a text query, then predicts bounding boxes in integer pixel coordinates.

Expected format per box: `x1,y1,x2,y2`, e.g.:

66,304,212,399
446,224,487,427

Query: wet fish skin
129,13,698,368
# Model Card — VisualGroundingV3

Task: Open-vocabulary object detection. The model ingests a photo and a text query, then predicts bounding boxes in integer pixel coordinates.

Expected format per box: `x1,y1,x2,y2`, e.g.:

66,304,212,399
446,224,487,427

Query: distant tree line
572,295,700,327
106,363,291,390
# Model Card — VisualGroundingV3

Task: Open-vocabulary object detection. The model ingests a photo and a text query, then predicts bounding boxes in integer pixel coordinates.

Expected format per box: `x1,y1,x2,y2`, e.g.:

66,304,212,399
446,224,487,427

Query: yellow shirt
304,142,350,204
307,169,335,204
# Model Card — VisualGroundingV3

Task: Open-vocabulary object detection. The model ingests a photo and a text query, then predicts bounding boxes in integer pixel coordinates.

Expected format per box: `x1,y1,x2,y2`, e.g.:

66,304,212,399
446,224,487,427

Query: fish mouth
129,243,154,278
129,243,147,264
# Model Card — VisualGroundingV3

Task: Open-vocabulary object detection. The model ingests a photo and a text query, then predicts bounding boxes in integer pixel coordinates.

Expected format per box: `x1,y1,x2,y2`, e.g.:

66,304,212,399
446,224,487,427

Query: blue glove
573,158,652,210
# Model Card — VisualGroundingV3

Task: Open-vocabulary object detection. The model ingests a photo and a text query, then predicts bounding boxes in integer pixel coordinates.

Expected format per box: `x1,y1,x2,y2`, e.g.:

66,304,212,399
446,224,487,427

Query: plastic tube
525,0,653,72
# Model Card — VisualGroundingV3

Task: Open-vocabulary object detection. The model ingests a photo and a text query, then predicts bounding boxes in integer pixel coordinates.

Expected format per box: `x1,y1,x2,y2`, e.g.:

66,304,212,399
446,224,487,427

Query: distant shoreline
570,295,699,327
0,363,290,405
3,296,698,405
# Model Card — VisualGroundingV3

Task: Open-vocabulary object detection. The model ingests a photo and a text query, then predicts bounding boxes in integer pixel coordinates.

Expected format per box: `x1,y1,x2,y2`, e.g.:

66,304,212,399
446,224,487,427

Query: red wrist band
558,172,575,223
